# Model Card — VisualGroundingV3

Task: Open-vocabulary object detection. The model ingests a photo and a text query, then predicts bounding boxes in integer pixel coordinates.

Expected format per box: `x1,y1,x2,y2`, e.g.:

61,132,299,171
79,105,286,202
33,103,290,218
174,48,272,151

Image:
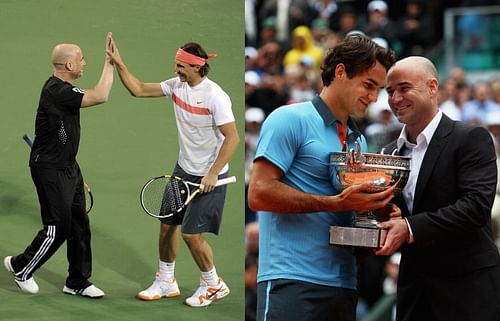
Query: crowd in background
244,1,500,320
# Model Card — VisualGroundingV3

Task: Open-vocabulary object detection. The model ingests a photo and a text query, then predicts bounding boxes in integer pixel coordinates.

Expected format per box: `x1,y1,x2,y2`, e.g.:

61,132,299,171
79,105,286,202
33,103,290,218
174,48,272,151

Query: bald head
386,56,440,141
51,44,81,67
390,56,438,80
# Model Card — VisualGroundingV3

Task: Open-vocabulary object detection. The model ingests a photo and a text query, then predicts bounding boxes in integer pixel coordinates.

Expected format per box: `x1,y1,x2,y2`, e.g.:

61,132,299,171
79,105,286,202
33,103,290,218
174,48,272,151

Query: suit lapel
412,116,454,211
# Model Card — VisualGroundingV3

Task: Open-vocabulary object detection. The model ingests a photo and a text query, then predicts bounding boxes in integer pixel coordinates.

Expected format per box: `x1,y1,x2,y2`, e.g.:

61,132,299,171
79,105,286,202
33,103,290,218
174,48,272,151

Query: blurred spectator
462,82,500,125
283,63,302,90
246,73,289,116
383,252,401,295
257,0,316,45
491,78,500,105
437,77,456,106
288,0,317,34
259,16,278,46
323,31,341,50
245,70,261,100
372,37,389,51
283,25,324,69
299,50,321,83
336,5,363,39
245,221,260,321
245,46,258,70
245,107,265,168
256,0,283,42
284,64,317,103
293,80,315,103
245,221,260,259
449,66,466,84
310,18,334,49
312,0,340,22
395,0,432,57
313,0,364,34
245,70,261,87
310,0,342,32
365,1,398,50
383,252,401,321
439,80,470,121
253,41,284,75
245,108,265,224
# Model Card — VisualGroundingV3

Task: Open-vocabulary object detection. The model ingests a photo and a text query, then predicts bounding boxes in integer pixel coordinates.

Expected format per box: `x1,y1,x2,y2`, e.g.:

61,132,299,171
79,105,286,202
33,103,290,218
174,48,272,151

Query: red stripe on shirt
171,94,211,115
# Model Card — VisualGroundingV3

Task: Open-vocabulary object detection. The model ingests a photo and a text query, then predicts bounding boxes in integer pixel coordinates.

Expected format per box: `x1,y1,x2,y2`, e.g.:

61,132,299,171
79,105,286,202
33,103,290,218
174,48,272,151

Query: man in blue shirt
248,35,396,321
461,82,500,125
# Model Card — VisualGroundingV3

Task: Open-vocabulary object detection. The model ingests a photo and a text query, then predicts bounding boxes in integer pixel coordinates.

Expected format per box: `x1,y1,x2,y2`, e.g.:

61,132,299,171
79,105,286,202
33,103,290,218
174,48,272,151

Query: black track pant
11,164,92,290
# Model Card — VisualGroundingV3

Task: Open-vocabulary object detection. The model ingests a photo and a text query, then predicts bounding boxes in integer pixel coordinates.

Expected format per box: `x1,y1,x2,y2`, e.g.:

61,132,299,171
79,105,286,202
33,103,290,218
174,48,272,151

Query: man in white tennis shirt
107,35,239,307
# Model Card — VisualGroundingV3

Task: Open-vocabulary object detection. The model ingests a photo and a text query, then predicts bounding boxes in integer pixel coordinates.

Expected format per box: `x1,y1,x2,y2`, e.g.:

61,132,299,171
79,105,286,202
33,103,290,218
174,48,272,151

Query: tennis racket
140,175,237,219
22,134,94,214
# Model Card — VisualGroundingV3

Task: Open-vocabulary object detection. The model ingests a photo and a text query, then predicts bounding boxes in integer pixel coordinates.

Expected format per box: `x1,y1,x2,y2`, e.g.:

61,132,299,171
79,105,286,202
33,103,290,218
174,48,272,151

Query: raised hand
106,33,124,67
105,32,113,65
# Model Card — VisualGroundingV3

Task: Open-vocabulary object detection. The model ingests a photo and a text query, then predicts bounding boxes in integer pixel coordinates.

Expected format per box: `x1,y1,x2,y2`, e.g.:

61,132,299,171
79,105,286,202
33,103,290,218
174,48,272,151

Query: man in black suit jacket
375,56,500,321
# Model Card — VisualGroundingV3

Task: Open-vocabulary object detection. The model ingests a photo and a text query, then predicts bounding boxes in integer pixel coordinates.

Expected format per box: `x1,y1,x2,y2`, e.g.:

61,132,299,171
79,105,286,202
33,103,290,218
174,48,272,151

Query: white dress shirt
396,110,443,241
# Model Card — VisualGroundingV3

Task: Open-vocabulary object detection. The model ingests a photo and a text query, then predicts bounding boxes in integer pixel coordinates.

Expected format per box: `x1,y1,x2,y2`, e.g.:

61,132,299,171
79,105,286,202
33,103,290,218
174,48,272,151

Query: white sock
159,261,175,281
201,267,219,286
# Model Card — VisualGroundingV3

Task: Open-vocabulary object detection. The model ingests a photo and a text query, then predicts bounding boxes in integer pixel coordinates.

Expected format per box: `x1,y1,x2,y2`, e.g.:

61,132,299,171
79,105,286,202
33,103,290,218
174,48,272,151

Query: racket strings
141,175,235,219
164,179,182,212
160,178,188,215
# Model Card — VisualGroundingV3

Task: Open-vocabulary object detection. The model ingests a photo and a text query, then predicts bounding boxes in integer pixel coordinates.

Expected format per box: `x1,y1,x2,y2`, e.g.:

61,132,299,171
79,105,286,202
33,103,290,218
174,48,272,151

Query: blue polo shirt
254,95,367,289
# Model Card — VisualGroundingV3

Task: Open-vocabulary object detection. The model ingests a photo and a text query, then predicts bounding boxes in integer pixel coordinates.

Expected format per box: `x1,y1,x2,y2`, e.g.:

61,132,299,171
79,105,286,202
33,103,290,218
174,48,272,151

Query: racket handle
23,134,33,148
215,176,237,187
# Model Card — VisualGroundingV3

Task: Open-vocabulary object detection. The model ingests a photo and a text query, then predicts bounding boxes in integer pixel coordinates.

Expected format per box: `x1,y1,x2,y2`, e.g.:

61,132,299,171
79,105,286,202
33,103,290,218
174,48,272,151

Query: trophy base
329,225,387,249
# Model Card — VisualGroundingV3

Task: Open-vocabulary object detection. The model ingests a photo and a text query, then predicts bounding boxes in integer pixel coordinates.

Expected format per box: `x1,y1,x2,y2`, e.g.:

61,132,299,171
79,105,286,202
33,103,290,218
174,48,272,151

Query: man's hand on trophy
374,219,409,256
334,181,396,213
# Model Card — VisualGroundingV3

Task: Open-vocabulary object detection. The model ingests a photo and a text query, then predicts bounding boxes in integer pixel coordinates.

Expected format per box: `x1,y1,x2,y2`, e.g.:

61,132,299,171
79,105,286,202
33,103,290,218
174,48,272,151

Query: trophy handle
347,141,366,167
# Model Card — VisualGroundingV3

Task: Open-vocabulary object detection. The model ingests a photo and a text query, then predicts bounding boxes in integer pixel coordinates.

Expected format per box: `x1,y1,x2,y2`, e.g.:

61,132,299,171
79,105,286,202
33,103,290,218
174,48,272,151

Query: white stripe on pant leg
263,280,272,321
16,225,56,281
17,225,56,280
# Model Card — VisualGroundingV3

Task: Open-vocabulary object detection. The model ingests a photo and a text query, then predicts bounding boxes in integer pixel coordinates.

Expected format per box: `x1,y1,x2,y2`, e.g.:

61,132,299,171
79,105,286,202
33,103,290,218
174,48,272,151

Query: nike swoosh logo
207,287,221,300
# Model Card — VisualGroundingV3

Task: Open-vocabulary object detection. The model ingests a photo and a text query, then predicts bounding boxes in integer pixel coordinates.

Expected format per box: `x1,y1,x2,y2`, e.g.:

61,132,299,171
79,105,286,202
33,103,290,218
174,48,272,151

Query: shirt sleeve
404,217,415,243
254,107,301,174
55,83,84,110
211,89,235,126
160,78,176,97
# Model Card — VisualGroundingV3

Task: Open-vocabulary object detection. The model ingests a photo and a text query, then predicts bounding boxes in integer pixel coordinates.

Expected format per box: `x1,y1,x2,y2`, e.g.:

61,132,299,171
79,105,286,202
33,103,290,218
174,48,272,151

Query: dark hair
320,34,395,87
181,42,210,77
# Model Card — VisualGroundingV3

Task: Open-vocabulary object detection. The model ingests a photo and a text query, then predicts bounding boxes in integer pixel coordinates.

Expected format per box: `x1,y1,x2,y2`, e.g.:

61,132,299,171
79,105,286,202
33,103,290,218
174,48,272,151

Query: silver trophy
329,142,411,248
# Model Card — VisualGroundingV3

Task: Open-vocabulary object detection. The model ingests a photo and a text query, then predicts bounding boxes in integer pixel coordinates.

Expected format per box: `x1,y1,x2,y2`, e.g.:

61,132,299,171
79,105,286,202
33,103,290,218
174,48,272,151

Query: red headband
175,48,217,66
